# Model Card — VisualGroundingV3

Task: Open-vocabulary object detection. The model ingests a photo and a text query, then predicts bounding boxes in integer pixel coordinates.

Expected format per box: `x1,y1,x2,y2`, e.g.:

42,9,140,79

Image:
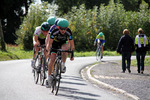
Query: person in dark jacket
117,29,135,73
135,28,149,74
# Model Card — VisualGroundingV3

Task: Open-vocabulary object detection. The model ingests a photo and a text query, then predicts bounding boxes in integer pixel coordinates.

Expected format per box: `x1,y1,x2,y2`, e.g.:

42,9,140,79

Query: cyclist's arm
45,34,50,45
46,38,53,52
69,40,75,51
33,35,38,46
69,40,74,61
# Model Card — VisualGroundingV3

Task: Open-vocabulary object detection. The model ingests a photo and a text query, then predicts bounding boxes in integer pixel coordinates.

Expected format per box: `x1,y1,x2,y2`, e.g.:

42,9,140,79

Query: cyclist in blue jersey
31,22,50,68
94,32,105,59
45,18,62,46
46,18,75,88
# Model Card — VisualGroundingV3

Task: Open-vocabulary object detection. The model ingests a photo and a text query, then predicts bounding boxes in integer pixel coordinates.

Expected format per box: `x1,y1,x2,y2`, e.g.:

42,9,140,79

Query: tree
0,0,32,44
16,2,58,50
0,19,6,51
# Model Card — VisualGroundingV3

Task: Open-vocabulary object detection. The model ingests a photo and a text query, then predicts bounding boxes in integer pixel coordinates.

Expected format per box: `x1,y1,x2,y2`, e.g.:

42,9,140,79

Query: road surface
0,56,130,100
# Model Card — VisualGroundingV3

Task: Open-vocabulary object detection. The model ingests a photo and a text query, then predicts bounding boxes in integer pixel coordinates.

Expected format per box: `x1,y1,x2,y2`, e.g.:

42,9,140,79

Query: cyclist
46,18,75,88
45,16,56,45
94,32,105,59
31,22,50,68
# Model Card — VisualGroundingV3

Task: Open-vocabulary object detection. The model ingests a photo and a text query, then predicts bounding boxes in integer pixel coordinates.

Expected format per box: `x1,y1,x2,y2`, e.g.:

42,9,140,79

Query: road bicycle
96,43,102,61
33,45,48,86
50,48,74,95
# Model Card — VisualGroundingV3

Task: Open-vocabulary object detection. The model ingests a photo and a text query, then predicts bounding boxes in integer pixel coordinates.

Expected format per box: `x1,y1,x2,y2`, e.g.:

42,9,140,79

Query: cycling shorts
50,40,69,54
97,39,105,46
38,37,45,45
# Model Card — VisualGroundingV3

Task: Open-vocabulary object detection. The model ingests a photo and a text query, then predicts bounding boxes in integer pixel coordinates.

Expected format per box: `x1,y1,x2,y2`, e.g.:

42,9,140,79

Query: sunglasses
59,27,67,30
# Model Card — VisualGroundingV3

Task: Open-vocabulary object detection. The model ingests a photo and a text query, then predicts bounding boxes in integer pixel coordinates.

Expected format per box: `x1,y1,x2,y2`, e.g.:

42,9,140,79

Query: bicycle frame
51,48,74,95
96,43,102,61
33,45,47,85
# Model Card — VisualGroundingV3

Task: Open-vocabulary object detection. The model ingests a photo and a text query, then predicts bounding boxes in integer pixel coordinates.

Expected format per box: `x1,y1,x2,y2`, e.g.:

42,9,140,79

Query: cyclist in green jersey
94,32,105,59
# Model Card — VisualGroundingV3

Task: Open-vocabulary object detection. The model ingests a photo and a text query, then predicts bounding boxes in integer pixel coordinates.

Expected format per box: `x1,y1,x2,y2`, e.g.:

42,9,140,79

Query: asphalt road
0,56,129,100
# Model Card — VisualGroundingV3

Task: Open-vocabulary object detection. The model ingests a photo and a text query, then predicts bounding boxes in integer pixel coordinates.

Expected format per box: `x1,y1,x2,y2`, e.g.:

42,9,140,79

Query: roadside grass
0,44,150,67
131,57,150,67
0,45,121,61
0,45,32,61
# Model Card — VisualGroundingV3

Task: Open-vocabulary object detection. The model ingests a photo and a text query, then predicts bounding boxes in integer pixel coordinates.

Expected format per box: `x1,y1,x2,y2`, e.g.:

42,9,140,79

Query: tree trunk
0,19,6,51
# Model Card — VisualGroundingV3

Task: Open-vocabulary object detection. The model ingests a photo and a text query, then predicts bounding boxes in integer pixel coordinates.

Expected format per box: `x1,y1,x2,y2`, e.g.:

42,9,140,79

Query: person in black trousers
117,29,135,73
135,28,149,74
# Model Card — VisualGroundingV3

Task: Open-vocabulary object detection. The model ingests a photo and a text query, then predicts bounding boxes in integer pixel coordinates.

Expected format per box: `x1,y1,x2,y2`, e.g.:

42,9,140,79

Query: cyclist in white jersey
31,22,50,68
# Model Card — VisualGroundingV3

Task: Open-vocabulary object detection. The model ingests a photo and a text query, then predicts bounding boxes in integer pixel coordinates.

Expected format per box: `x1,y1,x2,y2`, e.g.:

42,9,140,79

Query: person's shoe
61,63,66,73
127,68,131,73
46,75,53,88
121,71,125,73
101,55,103,59
31,59,35,68
141,70,144,74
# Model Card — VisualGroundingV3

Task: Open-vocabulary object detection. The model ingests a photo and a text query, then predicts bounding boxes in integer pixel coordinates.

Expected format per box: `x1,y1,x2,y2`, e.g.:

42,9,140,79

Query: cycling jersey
94,33,105,46
50,27,72,42
49,25,57,34
50,27,73,53
34,26,47,39
33,26,48,45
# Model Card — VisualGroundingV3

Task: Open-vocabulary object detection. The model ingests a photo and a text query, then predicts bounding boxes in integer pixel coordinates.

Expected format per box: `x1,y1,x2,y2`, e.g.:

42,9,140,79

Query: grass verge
0,44,150,67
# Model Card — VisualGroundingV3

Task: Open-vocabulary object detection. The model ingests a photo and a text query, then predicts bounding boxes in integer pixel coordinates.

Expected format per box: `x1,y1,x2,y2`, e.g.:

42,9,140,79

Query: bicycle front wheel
96,48,100,61
33,55,39,84
40,56,46,86
51,59,61,95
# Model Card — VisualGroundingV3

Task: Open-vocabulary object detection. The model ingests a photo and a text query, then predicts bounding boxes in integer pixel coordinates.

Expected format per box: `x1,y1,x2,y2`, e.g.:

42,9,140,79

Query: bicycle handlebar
51,48,74,58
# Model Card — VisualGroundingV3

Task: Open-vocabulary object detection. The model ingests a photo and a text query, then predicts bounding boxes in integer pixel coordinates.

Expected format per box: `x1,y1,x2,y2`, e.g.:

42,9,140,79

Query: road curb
82,64,140,100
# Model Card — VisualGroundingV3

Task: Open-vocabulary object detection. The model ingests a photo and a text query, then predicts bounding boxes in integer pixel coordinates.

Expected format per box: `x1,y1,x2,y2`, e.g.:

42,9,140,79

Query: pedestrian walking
135,28,149,74
117,29,135,73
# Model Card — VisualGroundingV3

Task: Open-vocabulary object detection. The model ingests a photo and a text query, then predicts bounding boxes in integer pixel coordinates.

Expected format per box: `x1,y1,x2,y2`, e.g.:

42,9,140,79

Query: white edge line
83,64,140,100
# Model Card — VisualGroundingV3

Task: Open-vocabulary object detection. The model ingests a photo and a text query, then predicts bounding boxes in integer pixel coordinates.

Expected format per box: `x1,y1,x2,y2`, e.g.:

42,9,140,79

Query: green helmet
99,32,103,37
47,16,56,26
41,22,50,31
57,18,69,28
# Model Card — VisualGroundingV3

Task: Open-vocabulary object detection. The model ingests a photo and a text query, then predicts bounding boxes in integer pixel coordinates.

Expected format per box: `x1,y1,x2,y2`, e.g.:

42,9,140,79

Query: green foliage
16,2,58,50
16,0,150,51
63,0,150,51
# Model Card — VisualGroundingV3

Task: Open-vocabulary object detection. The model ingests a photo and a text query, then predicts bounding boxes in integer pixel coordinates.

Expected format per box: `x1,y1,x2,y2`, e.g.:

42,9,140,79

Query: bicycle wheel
33,55,39,84
96,47,102,61
51,59,61,95
96,47,100,61
40,56,46,86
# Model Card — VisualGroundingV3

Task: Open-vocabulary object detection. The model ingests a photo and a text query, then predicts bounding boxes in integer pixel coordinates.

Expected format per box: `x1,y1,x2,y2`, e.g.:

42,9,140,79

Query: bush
16,2,58,50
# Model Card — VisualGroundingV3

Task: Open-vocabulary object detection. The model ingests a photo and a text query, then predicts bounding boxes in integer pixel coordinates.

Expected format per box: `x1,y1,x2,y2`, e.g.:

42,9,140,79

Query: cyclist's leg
46,52,56,88
32,40,40,67
48,41,58,75
48,53,56,75
100,40,105,56
61,41,70,63
101,45,103,55
33,41,40,59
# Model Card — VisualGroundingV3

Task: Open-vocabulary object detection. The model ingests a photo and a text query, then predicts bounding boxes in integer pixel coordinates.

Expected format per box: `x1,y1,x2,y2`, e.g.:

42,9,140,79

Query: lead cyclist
46,18,75,88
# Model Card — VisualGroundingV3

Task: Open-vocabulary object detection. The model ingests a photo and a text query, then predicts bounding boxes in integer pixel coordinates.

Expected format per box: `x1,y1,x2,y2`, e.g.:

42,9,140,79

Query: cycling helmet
57,18,69,28
47,16,56,26
41,22,50,31
99,32,103,37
